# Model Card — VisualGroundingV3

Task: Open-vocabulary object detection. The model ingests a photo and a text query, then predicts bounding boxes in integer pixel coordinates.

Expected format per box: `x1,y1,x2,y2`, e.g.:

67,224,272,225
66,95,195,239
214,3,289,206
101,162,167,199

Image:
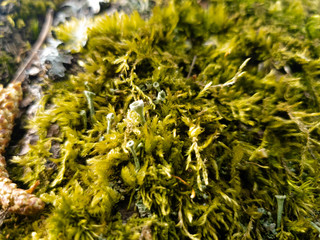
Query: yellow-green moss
3,0,320,239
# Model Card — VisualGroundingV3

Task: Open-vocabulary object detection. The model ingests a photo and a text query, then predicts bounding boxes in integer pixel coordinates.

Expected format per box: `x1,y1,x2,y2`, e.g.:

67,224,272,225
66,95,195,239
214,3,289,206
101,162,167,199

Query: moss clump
3,0,320,239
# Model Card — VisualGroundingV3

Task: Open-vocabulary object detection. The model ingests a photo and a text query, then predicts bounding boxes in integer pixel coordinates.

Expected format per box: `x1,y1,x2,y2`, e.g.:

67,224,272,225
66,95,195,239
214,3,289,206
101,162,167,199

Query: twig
12,9,54,83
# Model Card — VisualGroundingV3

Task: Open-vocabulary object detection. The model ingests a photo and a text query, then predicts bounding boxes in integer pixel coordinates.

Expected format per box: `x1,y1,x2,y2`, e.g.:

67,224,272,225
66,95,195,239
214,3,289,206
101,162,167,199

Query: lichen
3,0,320,239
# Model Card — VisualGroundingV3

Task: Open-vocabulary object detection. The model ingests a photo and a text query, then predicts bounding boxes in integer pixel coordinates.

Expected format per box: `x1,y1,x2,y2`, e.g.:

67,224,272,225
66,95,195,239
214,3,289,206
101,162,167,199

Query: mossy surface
3,0,320,239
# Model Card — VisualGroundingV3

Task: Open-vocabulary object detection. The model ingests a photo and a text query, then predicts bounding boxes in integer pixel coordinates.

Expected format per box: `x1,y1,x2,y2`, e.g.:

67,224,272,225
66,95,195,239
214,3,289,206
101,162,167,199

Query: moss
3,0,320,239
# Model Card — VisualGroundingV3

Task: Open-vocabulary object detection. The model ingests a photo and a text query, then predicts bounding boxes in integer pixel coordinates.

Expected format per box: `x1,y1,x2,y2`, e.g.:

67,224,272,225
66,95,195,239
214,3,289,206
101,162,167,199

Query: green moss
3,0,320,239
